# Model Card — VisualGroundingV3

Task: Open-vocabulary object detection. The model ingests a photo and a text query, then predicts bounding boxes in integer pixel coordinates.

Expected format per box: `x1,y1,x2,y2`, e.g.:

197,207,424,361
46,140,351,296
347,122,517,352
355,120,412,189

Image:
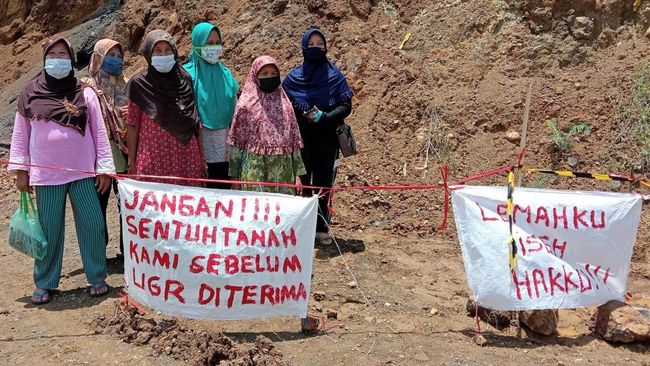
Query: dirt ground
0,157,648,365
1,0,650,364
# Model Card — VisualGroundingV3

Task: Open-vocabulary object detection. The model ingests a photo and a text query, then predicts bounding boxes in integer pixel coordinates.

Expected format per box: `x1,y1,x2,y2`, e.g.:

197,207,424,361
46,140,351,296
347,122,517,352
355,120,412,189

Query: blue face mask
101,55,123,75
303,47,327,63
44,58,72,79
151,55,176,73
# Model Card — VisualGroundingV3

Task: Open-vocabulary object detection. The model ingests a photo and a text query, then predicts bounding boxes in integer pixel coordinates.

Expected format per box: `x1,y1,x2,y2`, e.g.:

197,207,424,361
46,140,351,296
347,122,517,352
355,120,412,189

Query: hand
15,170,32,193
95,174,111,194
295,176,303,196
118,106,128,120
202,163,208,178
305,106,321,122
231,183,241,190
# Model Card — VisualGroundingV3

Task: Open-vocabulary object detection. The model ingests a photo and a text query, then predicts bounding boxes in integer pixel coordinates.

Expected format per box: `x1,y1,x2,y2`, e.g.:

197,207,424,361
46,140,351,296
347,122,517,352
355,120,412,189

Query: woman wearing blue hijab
184,22,239,189
283,28,354,246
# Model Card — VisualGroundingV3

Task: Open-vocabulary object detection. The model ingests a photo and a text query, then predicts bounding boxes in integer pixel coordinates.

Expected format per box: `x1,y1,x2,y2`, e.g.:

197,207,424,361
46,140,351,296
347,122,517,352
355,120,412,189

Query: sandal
31,288,51,305
315,232,332,245
89,281,109,297
300,315,322,334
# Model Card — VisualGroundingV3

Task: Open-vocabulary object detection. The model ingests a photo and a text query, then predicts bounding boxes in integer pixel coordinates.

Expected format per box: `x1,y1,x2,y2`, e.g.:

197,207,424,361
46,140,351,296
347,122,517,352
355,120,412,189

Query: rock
609,180,622,190
412,351,430,362
593,300,650,343
0,0,27,27
465,122,478,135
519,310,559,336
349,0,372,19
326,309,338,319
313,291,326,301
0,20,23,45
313,302,323,312
466,299,513,330
505,130,521,144
347,281,358,289
305,0,325,12
567,156,579,168
269,0,289,16
570,17,595,40
600,0,626,28
429,308,439,316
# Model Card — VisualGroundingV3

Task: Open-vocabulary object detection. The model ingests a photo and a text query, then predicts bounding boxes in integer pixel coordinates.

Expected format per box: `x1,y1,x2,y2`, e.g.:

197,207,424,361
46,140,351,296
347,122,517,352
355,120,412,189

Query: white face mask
44,58,72,79
151,55,176,73
198,45,222,64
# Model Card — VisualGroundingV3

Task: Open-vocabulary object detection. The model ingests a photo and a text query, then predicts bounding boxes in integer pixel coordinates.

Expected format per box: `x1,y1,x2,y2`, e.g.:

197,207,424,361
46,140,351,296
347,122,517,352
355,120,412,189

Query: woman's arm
318,99,352,124
8,112,32,192
126,102,141,174
196,123,208,177
86,88,115,193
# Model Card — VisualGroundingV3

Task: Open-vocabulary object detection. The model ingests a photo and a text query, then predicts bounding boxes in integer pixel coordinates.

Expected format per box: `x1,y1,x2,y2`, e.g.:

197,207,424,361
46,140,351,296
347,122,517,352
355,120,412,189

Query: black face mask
303,47,327,63
258,75,281,93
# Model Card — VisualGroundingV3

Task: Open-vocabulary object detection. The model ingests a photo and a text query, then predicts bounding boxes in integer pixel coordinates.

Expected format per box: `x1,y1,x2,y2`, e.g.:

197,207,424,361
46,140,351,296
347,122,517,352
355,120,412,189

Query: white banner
117,179,318,320
452,186,642,311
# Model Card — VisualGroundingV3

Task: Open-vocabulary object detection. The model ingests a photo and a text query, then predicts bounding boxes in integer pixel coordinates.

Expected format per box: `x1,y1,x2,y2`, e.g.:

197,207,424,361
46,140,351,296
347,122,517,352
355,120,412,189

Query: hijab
126,30,198,144
17,35,88,134
282,28,354,112
183,22,238,130
84,38,128,153
227,56,303,155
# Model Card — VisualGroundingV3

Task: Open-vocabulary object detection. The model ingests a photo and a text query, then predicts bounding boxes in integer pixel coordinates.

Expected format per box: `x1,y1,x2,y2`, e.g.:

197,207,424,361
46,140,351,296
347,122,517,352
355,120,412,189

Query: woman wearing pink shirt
8,36,115,305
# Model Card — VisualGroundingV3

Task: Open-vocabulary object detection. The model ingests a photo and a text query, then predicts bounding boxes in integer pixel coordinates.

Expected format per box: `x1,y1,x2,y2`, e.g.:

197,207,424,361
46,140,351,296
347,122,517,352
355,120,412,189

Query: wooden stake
517,84,532,187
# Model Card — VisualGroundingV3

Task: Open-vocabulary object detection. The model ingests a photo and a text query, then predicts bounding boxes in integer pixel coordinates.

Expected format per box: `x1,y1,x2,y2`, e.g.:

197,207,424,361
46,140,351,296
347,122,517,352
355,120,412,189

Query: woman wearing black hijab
126,30,205,187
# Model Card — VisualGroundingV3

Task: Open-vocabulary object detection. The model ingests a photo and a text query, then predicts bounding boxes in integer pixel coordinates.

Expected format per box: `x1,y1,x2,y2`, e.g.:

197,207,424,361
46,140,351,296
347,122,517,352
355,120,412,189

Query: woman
184,22,238,189
8,36,114,304
283,28,354,245
227,55,305,195
81,39,128,255
126,30,205,187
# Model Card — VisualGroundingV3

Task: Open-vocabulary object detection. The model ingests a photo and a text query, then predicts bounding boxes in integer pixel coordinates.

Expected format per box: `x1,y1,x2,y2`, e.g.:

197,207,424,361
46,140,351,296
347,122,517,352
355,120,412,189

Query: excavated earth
0,0,649,365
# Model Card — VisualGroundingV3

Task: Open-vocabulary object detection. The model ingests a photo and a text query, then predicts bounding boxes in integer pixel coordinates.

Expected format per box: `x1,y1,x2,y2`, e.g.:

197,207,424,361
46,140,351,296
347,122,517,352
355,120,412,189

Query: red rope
516,147,526,167
0,160,514,192
438,165,450,230
117,290,146,315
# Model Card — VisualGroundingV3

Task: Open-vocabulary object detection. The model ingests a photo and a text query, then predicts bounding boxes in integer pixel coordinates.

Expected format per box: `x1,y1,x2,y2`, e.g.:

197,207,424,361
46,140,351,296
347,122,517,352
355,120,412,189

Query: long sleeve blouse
8,87,115,185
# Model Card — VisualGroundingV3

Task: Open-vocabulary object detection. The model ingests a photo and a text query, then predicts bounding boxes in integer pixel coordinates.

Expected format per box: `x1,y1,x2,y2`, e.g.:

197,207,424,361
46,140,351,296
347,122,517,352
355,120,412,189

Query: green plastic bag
8,192,48,260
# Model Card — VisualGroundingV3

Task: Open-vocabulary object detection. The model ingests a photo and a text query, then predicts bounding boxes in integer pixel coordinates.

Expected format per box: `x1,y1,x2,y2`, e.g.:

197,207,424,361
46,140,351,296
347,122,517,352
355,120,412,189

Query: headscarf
84,38,128,153
126,30,198,144
282,28,354,112
183,22,238,130
227,56,303,155
17,35,88,134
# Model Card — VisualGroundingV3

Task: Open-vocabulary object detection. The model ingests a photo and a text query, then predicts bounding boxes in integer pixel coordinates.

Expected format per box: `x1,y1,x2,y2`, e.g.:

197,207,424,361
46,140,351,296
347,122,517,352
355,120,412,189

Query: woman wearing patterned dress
227,55,305,195
126,30,205,187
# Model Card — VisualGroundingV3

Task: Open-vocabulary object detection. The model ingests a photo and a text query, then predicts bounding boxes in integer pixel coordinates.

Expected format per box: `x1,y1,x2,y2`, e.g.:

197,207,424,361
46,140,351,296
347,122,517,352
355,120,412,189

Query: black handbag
336,123,358,157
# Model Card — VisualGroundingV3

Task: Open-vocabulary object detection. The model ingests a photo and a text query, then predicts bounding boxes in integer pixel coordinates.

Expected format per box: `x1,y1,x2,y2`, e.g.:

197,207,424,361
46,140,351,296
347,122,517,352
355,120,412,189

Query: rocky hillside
0,0,649,239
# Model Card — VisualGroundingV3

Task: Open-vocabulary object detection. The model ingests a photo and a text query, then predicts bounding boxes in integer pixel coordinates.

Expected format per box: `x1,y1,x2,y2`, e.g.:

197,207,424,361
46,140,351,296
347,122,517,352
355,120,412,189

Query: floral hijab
227,56,303,155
